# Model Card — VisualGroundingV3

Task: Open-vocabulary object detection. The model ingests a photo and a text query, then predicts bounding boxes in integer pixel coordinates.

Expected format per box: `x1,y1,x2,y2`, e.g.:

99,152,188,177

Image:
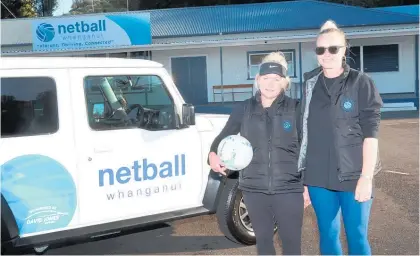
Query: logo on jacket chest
341,98,354,112
283,120,292,132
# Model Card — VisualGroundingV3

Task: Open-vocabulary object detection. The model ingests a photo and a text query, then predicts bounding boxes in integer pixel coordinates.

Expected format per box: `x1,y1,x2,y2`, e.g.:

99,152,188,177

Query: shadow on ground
24,223,248,255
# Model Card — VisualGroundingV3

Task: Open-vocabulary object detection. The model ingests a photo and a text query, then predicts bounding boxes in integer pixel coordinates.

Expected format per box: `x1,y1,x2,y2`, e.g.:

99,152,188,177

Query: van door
0,69,80,237
68,67,204,226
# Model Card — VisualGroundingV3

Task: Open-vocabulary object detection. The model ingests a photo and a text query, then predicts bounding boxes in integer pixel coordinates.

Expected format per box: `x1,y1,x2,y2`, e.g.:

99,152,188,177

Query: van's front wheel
216,179,277,245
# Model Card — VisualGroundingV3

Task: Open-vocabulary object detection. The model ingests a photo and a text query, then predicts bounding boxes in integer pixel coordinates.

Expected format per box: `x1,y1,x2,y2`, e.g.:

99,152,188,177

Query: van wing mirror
182,103,195,126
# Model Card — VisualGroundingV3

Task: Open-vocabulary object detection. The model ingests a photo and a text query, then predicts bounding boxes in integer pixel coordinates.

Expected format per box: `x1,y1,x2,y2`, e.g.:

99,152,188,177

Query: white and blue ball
217,135,253,171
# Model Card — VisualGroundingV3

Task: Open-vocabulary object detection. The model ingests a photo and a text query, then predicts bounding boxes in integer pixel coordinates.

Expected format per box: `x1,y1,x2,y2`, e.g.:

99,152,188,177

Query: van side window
1,77,59,137
84,75,176,131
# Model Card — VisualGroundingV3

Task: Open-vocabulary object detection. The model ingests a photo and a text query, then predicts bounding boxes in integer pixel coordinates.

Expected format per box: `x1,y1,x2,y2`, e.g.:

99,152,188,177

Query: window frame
346,46,361,71
82,73,178,132
362,44,399,73
346,43,400,73
247,50,297,80
0,76,60,138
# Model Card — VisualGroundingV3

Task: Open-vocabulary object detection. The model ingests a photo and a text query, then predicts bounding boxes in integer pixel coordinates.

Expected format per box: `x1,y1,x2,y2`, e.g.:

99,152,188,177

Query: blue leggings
308,186,373,255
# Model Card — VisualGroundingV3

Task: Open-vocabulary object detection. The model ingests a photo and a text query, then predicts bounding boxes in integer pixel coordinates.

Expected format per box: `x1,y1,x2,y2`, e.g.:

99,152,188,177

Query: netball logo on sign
36,23,55,42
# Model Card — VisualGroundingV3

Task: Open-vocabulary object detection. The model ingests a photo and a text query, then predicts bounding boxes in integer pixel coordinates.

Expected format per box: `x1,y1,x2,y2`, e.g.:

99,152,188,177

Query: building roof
147,0,419,38
372,5,419,17
1,0,419,55
3,0,418,39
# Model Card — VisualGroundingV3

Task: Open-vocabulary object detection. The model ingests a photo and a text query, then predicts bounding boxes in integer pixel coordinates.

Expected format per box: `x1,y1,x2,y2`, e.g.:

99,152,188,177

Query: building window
108,52,128,58
247,50,296,79
130,51,151,59
86,53,107,57
347,46,361,71
1,77,59,137
84,75,176,131
363,44,399,72
345,44,399,73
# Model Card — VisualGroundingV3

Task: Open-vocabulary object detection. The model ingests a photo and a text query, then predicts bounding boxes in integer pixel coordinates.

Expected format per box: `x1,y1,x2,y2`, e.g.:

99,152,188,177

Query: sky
53,0,73,16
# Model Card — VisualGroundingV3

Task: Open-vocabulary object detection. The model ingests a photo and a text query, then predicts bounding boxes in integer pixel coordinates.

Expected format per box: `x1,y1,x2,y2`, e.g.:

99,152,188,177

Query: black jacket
209,91,303,194
297,64,383,182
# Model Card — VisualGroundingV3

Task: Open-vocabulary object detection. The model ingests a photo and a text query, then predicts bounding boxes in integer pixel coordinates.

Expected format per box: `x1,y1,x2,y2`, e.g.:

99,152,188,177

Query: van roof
0,57,164,70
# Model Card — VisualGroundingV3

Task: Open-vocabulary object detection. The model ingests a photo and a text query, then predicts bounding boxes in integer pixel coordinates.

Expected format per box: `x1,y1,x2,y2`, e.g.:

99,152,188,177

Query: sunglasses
315,46,345,55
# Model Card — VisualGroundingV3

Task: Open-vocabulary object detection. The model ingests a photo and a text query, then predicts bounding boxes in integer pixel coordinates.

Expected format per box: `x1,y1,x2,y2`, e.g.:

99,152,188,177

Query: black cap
259,62,287,77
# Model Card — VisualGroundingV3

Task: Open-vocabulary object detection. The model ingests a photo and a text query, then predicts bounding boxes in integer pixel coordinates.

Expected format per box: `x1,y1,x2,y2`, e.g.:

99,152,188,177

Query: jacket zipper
265,109,273,194
322,74,345,182
331,90,343,182
268,134,272,193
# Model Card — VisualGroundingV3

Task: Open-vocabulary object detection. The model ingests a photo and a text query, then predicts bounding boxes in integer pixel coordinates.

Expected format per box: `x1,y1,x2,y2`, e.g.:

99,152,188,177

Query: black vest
331,71,364,180
331,71,382,180
238,93,303,194
300,66,382,181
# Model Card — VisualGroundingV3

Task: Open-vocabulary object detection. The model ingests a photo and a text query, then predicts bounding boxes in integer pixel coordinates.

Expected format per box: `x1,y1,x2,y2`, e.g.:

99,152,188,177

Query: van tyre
216,178,254,245
216,179,276,245
1,217,17,255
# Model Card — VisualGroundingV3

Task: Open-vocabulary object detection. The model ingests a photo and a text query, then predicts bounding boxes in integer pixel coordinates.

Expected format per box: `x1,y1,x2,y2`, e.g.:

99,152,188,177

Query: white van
0,57,259,254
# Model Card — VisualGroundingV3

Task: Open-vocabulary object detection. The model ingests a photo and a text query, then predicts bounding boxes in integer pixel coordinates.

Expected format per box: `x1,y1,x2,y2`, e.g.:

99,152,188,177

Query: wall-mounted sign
32,13,151,52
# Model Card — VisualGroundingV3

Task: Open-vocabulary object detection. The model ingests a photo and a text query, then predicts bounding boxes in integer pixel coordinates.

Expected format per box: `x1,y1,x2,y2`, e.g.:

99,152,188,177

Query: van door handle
94,147,113,153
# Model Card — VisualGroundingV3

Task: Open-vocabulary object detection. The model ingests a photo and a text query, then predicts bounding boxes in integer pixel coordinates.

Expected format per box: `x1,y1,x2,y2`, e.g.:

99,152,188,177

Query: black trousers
242,191,304,255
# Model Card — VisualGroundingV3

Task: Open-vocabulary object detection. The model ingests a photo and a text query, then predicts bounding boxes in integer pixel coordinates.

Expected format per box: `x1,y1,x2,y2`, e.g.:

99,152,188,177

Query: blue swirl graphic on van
1,155,77,235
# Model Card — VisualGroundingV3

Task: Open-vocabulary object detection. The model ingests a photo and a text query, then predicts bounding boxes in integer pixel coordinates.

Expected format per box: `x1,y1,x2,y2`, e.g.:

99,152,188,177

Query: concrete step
381,102,418,112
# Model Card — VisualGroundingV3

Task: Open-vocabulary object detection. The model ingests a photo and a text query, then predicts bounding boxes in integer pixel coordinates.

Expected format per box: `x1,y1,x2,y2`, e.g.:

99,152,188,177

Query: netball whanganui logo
36,23,55,42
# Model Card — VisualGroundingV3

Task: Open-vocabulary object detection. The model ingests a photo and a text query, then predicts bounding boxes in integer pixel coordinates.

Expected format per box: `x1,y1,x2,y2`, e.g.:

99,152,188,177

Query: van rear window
1,77,59,137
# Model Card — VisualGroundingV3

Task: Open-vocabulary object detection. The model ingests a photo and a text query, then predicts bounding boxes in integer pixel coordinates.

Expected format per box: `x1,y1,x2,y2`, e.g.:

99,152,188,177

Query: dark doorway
171,56,208,105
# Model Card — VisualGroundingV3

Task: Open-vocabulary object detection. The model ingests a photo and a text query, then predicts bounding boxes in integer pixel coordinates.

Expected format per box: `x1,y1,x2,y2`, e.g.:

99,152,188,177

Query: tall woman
209,51,308,255
298,20,383,255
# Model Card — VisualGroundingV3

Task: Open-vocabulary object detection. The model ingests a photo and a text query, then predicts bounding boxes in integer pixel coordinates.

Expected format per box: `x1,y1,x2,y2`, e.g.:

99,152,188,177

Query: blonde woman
208,52,308,255
297,20,383,255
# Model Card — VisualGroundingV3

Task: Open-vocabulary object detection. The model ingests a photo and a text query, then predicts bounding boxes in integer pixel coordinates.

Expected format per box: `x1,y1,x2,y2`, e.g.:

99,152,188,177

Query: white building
2,0,419,110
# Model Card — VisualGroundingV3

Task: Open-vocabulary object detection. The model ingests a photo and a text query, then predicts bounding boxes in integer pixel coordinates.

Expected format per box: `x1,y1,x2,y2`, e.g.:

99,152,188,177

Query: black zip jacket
297,63,383,183
209,91,303,194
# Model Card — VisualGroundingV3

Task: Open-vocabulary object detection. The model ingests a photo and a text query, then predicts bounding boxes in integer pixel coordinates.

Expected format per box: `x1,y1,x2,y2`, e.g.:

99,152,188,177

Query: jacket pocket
240,163,268,190
272,138,299,162
336,117,363,146
272,161,301,184
339,143,363,173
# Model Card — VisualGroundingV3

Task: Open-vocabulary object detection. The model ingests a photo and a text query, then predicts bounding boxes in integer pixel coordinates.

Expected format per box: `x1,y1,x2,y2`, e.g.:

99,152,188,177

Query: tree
1,0,23,18
20,0,37,17
67,0,92,15
69,0,128,15
35,0,58,16
1,0,57,19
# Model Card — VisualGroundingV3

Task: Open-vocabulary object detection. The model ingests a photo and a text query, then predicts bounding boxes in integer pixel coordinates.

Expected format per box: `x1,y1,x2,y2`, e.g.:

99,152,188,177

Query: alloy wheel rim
238,196,253,232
